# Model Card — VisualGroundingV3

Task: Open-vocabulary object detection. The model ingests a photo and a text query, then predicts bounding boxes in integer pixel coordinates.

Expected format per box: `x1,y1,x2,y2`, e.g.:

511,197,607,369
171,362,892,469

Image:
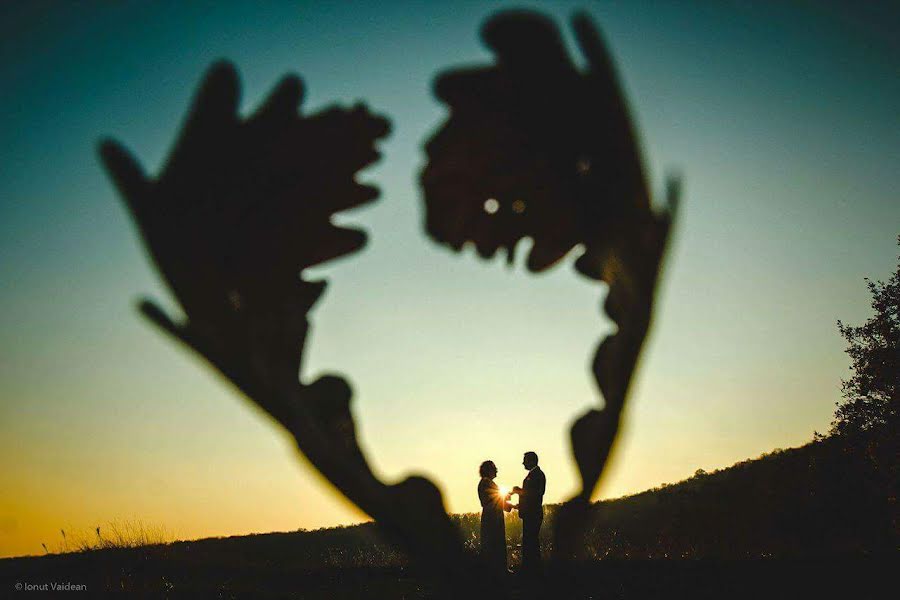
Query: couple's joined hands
503,487,522,512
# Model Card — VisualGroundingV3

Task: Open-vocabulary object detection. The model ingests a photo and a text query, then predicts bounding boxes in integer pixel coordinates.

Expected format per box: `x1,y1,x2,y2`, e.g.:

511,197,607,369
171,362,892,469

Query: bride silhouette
477,460,513,573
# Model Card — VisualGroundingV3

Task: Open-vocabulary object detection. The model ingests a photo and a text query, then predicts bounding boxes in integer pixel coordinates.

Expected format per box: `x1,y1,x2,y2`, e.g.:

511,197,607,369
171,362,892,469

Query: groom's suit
518,466,545,570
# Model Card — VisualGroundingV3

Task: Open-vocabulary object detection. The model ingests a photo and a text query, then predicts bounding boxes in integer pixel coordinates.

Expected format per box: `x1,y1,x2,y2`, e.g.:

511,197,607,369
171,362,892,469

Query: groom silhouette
513,451,546,572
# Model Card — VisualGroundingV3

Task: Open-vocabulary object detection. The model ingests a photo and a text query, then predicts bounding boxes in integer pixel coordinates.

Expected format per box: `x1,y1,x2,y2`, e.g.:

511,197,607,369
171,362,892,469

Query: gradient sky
1,1,898,558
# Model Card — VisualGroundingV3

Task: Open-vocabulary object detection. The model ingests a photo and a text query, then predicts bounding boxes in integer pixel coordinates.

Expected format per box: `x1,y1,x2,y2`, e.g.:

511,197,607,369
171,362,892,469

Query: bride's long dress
478,477,507,571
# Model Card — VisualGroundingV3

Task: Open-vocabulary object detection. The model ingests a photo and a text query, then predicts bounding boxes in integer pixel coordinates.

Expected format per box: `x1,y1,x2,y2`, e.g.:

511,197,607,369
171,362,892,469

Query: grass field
1,436,895,597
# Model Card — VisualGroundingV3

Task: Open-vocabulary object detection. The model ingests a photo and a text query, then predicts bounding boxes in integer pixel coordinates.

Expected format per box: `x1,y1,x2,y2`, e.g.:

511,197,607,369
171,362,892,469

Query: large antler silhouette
422,11,679,559
99,61,484,592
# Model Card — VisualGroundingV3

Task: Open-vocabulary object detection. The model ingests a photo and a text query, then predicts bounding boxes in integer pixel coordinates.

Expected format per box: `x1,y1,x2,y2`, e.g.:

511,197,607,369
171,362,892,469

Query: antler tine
558,180,678,559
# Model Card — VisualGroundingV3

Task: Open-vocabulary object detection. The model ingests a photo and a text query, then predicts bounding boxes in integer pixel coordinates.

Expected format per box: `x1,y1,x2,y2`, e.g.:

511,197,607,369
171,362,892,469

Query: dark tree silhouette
831,236,899,438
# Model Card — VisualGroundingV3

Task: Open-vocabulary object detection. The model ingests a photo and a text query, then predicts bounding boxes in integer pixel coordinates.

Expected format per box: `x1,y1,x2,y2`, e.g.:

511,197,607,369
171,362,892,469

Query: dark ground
1,548,895,599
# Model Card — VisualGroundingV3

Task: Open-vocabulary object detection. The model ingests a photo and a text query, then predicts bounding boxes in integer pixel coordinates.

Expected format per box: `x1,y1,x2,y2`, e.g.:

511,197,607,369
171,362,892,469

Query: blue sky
1,1,897,557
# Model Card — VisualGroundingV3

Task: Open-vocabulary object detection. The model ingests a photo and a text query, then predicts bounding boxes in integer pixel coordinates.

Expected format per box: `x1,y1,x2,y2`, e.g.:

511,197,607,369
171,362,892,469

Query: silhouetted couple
478,451,546,575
